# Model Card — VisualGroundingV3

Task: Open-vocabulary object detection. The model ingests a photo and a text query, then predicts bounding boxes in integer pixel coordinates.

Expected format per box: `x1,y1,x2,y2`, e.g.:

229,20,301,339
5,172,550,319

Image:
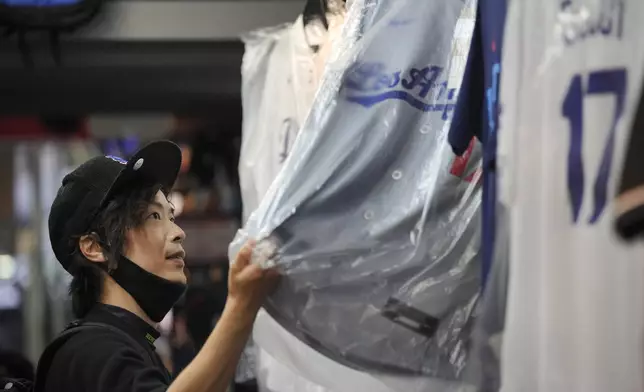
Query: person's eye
149,212,162,220
169,215,176,223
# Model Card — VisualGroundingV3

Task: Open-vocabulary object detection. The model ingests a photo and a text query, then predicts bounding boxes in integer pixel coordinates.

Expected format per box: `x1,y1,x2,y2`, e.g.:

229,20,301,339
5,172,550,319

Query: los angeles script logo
342,62,458,119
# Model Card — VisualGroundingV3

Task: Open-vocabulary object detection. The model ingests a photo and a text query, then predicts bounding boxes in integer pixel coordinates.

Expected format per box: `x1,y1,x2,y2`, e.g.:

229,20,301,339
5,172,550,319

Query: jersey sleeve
615,88,644,240
45,330,169,392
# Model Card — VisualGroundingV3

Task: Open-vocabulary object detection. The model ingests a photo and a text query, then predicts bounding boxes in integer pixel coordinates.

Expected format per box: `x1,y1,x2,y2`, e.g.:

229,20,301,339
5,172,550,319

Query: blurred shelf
178,217,239,263
0,41,244,114
176,213,239,223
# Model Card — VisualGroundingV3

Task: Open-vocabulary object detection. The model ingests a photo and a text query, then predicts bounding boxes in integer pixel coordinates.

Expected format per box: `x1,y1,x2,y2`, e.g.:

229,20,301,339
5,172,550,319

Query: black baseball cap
48,140,182,272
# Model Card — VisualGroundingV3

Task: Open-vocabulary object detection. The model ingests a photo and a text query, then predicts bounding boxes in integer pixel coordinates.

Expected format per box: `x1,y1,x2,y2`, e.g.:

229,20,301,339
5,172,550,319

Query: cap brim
102,140,182,205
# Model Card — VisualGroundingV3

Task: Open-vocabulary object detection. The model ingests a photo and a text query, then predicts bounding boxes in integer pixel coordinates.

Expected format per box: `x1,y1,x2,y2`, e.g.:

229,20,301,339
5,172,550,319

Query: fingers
235,263,264,282
236,264,280,283
232,240,256,271
230,240,281,302
228,239,282,309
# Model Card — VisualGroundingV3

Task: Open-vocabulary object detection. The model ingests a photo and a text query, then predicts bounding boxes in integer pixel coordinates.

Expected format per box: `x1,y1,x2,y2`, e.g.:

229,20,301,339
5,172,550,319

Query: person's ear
78,234,107,263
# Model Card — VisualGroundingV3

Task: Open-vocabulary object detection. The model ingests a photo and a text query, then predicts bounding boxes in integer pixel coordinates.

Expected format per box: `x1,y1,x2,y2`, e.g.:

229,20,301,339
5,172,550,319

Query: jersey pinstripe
498,1,644,391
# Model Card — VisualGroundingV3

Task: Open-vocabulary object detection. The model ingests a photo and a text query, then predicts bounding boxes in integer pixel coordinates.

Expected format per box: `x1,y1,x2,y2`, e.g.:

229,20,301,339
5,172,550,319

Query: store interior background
0,0,305,376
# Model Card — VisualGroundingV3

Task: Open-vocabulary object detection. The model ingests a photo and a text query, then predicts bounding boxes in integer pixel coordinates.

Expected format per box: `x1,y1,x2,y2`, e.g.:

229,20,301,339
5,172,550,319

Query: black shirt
43,304,171,392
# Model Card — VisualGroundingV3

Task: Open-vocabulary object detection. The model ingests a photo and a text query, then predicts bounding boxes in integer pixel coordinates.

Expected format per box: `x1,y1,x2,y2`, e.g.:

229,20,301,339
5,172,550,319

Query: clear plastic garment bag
231,0,481,388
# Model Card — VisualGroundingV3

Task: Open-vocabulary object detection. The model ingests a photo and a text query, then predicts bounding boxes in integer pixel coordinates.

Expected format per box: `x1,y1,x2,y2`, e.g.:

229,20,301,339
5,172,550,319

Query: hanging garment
256,3,478,390
462,203,509,392
232,0,480,381
450,2,509,384
248,2,478,392
448,0,507,288
498,0,644,391
240,11,355,392
238,18,320,386
239,16,321,223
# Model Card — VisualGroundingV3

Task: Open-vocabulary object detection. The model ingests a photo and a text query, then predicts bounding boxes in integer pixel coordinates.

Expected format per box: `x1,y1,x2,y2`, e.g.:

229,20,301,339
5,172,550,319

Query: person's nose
171,222,186,244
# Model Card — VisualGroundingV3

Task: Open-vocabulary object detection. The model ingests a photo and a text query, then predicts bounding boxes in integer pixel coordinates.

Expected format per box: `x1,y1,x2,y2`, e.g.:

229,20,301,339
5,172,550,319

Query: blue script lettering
106,155,127,165
388,18,413,27
560,0,624,46
401,66,443,98
486,62,501,135
343,62,458,119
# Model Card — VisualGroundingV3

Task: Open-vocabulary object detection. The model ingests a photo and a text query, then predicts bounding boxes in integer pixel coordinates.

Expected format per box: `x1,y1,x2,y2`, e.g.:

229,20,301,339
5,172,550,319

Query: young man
44,140,278,392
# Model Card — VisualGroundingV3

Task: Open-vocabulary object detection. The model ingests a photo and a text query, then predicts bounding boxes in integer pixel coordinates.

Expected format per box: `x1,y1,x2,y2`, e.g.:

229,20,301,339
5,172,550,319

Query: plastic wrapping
239,22,302,223
231,0,481,382
239,16,337,391
237,23,293,384
463,203,509,392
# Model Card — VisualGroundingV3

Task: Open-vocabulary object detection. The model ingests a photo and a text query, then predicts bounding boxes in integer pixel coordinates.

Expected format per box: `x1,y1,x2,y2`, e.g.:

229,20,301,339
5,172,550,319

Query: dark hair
68,182,166,318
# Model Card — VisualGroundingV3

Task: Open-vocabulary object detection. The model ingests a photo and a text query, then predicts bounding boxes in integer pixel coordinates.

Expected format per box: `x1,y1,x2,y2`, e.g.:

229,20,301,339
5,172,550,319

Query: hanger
303,0,329,30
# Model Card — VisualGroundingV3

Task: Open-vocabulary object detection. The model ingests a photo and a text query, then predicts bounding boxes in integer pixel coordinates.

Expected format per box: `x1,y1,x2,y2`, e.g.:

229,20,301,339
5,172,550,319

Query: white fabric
242,1,477,391
239,16,320,223
313,12,346,80
240,12,361,392
498,1,644,391
255,311,396,392
240,0,478,391
239,7,400,392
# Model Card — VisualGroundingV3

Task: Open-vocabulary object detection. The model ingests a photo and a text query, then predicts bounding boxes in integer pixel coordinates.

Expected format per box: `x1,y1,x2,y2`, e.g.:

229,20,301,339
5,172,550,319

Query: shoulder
54,326,139,361
45,328,168,392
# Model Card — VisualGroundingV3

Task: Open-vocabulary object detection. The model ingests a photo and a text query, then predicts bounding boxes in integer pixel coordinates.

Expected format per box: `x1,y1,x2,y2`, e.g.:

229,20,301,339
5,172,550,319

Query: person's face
124,190,187,284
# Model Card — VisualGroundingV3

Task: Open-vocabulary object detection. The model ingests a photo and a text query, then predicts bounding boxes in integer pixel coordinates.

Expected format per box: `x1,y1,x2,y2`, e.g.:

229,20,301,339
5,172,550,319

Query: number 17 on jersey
562,68,627,225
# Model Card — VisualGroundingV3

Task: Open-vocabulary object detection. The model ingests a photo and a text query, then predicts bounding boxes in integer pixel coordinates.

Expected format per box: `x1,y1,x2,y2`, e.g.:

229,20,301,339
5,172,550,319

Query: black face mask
109,255,187,323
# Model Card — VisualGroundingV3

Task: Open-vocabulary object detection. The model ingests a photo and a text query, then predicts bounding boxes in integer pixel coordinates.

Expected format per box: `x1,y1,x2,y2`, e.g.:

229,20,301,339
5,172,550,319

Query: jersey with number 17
498,1,644,391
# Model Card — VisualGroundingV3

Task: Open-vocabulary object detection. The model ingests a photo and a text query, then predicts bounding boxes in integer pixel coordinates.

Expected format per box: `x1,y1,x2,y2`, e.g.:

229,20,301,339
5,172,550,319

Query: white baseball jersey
498,1,644,391
239,16,321,222
233,0,480,380
239,16,324,389
240,12,363,392
242,0,478,392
